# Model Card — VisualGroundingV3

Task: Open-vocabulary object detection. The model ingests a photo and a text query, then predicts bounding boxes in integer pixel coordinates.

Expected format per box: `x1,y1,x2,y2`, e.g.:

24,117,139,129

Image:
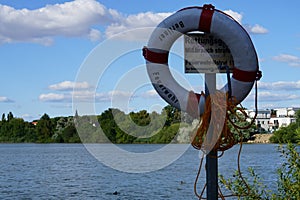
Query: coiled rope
192,79,259,199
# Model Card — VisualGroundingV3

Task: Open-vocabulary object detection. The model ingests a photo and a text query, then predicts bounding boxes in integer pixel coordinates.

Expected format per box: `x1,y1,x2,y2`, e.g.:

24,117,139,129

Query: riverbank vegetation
2,107,299,144
0,105,255,143
0,106,188,143
220,143,300,199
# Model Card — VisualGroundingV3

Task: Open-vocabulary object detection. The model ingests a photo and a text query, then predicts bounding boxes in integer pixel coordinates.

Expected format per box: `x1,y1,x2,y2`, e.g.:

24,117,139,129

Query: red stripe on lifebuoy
142,47,168,64
198,4,215,33
233,67,259,82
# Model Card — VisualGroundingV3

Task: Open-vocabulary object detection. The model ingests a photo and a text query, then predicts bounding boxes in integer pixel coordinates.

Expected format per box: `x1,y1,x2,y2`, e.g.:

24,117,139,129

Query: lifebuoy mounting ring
143,4,261,117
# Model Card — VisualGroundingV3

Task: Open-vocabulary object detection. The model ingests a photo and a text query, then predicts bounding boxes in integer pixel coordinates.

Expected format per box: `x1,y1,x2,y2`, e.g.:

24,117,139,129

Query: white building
275,107,300,117
269,117,296,131
268,107,299,132
246,107,300,133
247,109,271,132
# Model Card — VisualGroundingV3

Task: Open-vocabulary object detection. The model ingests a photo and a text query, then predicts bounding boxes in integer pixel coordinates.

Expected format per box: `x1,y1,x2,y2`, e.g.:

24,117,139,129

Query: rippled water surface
0,143,282,199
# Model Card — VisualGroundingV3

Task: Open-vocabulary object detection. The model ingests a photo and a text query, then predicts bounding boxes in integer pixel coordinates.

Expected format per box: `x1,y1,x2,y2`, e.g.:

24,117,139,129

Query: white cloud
0,96,14,103
39,93,66,102
273,54,300,67
246,24,268,34
0,0,171,44
39,89,134,103
105,9,267,40
105,12,172,39
244,81,300,107
259,80,300,91
258,82,271,89
258,92,299,102
0,1,268,45
224,10,268,35
0,0,120,44
72,90,98,102
223,10,243,24
258,103,278,109
141,89,160,98
72,90,134,102
108,90,133,98
49,81,92,91
88,29,102,41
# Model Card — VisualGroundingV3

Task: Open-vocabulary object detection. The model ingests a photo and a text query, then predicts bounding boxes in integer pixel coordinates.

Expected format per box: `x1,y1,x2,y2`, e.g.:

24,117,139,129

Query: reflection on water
0,143,281,199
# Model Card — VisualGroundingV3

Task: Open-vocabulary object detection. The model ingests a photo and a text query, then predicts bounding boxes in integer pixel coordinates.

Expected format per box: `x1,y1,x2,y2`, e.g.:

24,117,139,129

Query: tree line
0,111,80,143
0,106,191,143
0,105,260,144
73,106,189,144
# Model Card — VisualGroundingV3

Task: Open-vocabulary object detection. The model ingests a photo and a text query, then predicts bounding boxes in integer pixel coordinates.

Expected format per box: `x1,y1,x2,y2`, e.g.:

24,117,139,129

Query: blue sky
0,0,300,121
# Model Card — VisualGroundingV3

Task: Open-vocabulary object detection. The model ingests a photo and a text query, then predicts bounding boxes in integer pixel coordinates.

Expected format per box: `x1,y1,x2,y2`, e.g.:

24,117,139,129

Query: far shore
0,138,276,145
247,133,273,144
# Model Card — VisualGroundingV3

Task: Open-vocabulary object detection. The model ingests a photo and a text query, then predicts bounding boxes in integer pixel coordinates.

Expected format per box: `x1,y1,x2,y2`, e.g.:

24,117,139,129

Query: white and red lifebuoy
143,4,261,117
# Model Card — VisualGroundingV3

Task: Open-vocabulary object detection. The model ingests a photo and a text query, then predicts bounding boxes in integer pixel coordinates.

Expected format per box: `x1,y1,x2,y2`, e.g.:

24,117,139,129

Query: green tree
270,122,298,144
0,118,10,141
129,110,150,126
7,112,14,122
61,124,80,143
98,108,120,143
1,113,6,122
228,111,256,142
23,121,37,142
0,112,37,142
10,118,26,142
163,105,181,126
36,113,54,142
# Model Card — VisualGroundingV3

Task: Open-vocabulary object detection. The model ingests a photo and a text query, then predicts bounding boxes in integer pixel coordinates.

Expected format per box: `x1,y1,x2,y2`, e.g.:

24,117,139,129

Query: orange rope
192,81,259,199
193,153,205,199
191,91,239,152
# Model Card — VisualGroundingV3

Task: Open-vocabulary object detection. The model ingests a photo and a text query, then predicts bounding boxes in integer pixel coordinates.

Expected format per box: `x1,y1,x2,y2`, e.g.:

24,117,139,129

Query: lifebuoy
143,5,261,117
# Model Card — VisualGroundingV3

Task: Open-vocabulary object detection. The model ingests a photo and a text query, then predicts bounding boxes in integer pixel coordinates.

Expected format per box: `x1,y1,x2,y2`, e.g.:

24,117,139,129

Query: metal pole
205,73,218,200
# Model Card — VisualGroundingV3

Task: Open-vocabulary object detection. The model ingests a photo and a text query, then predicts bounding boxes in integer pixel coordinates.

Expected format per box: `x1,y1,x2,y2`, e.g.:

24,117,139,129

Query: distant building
269,117,296,131
275,107,300,117
246,107,300,133
268,107,299,132
247,109,271,132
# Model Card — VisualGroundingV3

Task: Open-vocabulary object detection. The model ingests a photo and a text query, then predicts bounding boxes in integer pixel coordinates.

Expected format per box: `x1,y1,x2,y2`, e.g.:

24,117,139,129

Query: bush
276,143,300,199
219,143,300,199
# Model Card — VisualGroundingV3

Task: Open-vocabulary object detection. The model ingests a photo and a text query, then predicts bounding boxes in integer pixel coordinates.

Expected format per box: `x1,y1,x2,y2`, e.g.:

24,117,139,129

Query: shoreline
247,133,273,144
0,140,276,145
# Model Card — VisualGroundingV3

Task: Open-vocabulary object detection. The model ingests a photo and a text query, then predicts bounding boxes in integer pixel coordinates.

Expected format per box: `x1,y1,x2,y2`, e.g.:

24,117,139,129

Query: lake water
0,143,283,199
